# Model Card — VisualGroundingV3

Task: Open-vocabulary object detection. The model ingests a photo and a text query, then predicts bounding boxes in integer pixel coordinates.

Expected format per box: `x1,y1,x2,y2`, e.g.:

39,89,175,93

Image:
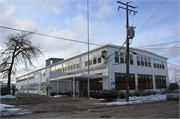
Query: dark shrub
160,89,169,94
119,91,125,99
145,90,152,96
135,91,141,96
151,91,157,95
91,89,118,99
129,92,135,96
169,83,179,91
50,92,56,96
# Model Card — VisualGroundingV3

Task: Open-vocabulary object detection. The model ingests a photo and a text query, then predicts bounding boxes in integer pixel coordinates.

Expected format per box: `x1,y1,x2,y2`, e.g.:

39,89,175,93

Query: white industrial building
16,44,169,98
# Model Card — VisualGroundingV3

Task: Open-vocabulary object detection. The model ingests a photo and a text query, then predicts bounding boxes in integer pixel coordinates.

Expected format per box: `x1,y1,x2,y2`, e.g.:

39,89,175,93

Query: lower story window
90,78,102,90
138,74,153,89
155,75,166,88
115,73,135,90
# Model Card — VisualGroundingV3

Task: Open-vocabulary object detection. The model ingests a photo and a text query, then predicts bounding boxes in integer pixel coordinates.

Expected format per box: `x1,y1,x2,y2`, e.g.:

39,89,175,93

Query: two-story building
16,44,169,98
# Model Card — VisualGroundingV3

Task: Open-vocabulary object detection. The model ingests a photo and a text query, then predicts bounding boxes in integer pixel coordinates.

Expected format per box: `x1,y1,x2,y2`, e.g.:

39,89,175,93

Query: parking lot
1,93,179,118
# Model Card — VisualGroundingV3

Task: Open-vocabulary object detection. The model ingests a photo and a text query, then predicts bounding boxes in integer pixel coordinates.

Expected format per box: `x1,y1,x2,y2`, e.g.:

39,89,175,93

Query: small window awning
49,73,107,81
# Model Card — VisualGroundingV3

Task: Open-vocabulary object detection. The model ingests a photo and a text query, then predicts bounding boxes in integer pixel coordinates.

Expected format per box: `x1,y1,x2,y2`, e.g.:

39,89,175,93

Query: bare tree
171,69,180,83
0,31,43,94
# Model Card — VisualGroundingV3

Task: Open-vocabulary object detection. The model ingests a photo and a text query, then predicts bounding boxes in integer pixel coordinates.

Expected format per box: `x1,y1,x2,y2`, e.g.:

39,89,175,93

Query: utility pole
87,0,89,74
117,1,137,101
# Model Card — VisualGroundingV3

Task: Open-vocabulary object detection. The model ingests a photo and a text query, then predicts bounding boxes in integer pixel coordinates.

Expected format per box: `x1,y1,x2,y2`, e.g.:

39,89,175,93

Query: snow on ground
95,94,167,105
89,98,106,101
54,95,68,97
0,95,16,99
0,104,32,117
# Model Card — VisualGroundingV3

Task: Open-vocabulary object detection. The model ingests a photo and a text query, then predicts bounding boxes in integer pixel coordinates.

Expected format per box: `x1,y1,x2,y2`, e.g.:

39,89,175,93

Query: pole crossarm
117,1,136,9
118,6,137,13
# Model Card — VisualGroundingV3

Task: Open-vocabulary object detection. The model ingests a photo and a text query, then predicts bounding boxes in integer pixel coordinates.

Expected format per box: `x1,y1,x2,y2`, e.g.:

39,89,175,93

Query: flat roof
49,73,107,81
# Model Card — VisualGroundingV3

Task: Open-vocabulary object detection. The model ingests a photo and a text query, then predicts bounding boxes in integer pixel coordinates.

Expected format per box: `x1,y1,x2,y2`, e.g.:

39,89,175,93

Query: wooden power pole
117,1,137,101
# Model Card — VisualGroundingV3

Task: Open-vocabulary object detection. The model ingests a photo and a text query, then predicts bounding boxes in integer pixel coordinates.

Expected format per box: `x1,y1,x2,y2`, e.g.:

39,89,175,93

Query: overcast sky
0,0,179,83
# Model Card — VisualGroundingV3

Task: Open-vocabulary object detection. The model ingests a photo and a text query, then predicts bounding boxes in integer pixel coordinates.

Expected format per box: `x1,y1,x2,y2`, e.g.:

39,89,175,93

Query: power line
106,41,126,60
167,63,180,68
0,26,103,47
143,47,180,49
137,0,149,7
137,0,167,34
107,51,126,63
133,9,179,43
139,0,172,33
117,6,126,27
138,41,180,47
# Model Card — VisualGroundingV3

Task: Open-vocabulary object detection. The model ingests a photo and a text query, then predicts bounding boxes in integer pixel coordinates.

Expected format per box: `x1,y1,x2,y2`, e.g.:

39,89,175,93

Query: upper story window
161,61,164,69
97,52,102,63
156,60,159,68
81,56,85,68
145,57,148,66
34,71,40,79
85,56,88,66
93,53,97,65
130,54,133,65
120,52,124,63
41,69,46,76
148,58,151,67
141,56,144,66
89,54,92,65
115,51,119,63
63,63,66,71
154,59,156,68
29,73,34,80
137,56,140,66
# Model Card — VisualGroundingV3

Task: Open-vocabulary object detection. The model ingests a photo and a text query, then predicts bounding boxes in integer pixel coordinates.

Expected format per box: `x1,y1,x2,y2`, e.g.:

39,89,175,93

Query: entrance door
79,80,88,97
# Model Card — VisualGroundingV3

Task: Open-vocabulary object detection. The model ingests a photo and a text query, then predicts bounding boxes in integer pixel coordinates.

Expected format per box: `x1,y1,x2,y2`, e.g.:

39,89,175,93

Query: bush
160,89,169,94
50,92,56,96
129,92,135,96
91,89,118,99
151,91,157,95
134,91,141,97
119,91,125,99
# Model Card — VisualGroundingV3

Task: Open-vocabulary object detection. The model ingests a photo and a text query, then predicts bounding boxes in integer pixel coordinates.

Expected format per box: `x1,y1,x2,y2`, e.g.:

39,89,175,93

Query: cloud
161,43,180,59
76,3,86,11
96,3,115,19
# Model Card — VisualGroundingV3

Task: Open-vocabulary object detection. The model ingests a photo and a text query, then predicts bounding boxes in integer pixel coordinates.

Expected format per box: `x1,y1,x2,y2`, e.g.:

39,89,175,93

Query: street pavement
1,93,179,118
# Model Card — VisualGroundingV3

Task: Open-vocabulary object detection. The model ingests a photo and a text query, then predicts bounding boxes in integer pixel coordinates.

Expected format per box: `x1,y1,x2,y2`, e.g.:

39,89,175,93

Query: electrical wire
106,41,126,60
137,0,149,7
143,47,180,49
138,41,180,48
117,4,126,27
0,26,103,47
107,51,126,63
137,0,167,35
138,0,172,34
133,9,179,43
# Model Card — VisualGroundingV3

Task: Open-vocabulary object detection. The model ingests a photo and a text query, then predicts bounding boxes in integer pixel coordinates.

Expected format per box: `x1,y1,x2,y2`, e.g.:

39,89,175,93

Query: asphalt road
1,93,179,118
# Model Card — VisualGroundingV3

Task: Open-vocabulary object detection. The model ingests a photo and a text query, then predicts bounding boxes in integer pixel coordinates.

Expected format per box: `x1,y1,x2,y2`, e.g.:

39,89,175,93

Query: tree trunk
7,46,16,94
7,69,11,94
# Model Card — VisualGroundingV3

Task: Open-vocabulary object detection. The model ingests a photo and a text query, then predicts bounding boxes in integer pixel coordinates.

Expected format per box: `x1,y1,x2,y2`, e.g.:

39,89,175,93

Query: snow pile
0,95,16,99
97,94,167,106
89,98,106,101
54,95,68,97
0,104,32,117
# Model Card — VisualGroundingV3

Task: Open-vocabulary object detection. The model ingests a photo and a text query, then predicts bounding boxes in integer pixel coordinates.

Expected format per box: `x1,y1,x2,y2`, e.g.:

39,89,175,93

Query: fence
0,84,16,95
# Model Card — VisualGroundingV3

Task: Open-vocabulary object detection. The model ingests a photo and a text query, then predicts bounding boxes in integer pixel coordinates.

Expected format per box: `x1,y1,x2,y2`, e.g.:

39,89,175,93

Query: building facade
16,44,169,96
